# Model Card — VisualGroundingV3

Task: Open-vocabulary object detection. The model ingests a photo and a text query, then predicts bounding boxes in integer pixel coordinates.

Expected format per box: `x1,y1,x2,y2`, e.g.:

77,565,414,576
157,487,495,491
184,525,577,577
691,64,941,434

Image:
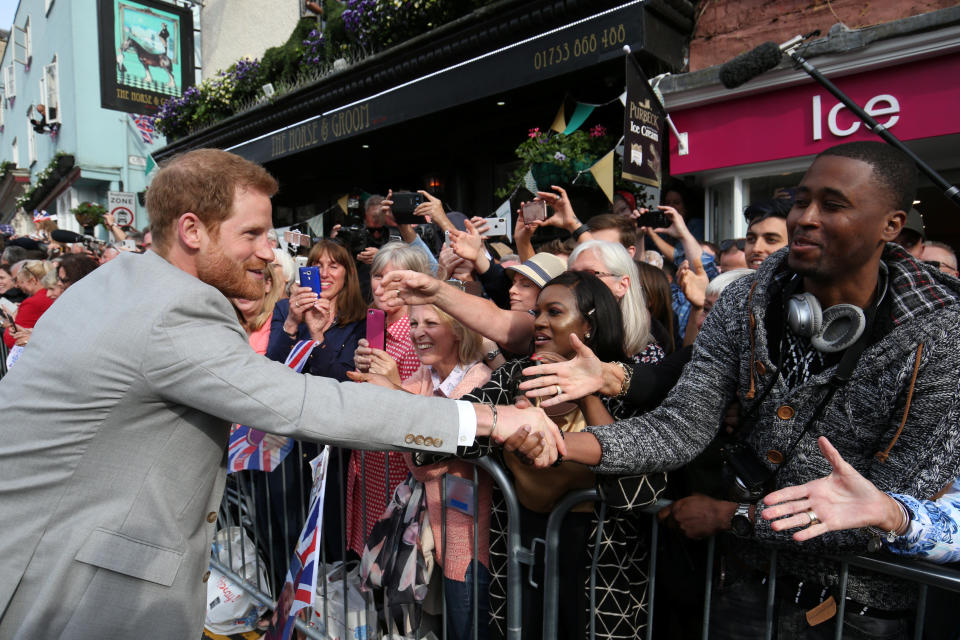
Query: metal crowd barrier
211,443,960,640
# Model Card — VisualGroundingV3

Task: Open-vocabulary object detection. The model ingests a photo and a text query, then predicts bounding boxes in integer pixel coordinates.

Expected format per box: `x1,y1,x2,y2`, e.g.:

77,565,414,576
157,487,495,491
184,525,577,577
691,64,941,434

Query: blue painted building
0,0,168,237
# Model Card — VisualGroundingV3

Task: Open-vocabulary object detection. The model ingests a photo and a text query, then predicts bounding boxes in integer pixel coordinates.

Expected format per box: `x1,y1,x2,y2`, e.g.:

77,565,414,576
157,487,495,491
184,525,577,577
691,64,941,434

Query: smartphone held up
298,266,323,295
521,200,547,225
366,308,387,351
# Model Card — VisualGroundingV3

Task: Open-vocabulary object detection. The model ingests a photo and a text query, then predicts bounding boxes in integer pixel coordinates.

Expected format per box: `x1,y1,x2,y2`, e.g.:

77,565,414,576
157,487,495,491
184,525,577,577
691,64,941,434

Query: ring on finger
807,510,819,526
555,385,562,396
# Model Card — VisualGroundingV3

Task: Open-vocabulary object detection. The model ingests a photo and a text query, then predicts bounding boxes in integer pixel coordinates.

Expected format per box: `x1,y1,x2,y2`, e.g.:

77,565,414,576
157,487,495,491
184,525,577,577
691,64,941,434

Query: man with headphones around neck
552,140,960,638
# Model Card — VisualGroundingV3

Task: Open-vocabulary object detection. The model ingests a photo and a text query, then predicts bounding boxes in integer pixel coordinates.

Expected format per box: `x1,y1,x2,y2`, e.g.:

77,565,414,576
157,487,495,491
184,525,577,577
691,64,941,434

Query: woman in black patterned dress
417,271,666,640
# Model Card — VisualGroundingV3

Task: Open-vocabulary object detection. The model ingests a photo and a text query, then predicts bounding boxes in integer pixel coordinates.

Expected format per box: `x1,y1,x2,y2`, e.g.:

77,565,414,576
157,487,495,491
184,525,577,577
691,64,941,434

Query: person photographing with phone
345,242,432,558
267,239,366,380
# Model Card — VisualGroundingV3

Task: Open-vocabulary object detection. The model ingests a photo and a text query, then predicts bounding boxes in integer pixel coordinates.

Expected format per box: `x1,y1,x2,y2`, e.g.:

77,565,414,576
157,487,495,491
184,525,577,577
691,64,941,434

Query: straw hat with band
505,252,567,289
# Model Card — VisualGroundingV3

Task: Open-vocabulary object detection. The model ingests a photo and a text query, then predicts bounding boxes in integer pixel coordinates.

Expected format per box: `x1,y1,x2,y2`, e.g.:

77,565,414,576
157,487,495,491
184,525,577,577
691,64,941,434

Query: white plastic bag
308,561,379,640
204,526,271,635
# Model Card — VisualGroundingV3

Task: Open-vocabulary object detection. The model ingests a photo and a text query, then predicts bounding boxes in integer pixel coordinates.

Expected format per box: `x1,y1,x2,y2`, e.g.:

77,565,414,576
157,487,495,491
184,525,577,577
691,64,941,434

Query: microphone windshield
719,41,783,89
51,229,87,244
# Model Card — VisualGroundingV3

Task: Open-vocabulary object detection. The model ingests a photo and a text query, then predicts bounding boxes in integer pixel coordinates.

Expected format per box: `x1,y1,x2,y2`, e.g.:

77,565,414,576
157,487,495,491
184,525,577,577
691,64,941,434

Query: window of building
24,17,32,64
57,188,80,233
41,57,60,122
4,64,15,100
13,18,31,67
0,92,4,130
27,127,36,166
11,138,18,167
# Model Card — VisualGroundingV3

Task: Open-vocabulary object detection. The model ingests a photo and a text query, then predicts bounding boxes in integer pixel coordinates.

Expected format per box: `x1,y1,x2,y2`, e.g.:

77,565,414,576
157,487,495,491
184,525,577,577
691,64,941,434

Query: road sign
107,191,137,227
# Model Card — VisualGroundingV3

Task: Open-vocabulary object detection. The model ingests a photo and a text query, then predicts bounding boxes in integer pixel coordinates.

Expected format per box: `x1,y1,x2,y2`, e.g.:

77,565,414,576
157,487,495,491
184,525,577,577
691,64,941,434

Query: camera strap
737,267,889,481
769,278,887,481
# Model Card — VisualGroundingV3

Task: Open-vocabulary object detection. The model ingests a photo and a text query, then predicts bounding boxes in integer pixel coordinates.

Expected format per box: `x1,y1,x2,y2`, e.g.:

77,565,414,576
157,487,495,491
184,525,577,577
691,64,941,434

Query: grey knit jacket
588,244,960,610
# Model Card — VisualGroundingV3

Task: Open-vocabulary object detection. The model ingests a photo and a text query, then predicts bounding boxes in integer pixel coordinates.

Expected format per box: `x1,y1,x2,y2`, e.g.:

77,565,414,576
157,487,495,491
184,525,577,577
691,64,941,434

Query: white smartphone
481,216,509,237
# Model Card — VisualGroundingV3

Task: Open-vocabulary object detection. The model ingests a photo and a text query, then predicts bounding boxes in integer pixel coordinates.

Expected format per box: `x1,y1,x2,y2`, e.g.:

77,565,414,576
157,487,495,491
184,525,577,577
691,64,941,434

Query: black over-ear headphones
784,263,888,353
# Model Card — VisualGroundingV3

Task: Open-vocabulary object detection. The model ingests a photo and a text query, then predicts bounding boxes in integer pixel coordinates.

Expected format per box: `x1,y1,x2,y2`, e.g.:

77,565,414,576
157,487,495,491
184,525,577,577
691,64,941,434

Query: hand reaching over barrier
761,436,909,542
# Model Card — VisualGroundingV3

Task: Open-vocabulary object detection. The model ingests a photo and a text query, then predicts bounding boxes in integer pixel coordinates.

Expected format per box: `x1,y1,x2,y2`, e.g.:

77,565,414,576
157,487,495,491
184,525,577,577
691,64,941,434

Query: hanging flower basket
72,201,107,229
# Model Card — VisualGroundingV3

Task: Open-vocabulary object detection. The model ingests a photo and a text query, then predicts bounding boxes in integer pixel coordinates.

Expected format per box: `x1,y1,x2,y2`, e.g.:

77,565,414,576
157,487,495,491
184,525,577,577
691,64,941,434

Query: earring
585,332,592,339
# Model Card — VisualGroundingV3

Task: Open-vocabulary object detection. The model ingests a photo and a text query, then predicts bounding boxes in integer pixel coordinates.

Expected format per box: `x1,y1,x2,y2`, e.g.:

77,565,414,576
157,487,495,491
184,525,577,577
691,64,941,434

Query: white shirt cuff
454,400,477,447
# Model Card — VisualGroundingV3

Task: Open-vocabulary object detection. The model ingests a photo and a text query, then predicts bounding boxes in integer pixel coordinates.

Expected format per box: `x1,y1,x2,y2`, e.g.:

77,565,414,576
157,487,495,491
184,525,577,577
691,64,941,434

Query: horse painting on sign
119,36,175,87
113,1,183,93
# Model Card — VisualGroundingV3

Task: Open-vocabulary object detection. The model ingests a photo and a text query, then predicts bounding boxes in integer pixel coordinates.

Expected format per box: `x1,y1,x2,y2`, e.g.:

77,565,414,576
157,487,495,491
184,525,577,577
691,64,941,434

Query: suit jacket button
206,512,217,523
434,438,443,448
405,434,415,444
202,570,211,583
414,435,425,445
423,437,434,446
776,405,795,420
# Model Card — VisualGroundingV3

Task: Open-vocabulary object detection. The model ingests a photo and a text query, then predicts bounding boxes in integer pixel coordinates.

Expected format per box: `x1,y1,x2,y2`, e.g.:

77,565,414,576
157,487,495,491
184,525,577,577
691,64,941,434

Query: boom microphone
718,41,783,89
51,229,87,244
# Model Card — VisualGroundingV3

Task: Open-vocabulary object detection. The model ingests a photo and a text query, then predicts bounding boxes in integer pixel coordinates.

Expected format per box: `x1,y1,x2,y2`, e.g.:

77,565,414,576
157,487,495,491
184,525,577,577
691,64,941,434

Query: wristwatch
730,502,754,537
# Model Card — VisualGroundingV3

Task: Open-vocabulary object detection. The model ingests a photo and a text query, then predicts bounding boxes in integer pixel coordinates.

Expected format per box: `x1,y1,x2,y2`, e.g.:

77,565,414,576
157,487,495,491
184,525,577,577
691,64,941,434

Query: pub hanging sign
97,0,195,115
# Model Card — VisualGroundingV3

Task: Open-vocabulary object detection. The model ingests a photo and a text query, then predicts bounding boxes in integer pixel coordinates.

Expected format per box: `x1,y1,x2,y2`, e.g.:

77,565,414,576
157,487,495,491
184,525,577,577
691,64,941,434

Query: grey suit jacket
0,250,461,639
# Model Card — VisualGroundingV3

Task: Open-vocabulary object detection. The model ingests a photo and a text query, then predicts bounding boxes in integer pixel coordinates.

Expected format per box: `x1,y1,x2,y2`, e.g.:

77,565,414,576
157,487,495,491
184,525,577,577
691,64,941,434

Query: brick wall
690,0,957,70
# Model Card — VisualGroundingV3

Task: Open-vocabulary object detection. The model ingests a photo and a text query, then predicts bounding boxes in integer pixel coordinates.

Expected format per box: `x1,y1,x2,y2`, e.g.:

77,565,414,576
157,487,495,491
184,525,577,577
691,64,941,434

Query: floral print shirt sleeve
886,478,960,563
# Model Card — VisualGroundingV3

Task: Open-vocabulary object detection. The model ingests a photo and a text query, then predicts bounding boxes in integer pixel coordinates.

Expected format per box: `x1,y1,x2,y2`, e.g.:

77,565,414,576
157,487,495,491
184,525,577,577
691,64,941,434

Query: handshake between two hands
477,401,568,469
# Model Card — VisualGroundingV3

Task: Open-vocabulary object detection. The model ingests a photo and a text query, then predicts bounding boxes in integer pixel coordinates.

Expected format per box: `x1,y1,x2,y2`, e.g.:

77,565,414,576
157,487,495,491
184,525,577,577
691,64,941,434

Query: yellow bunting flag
549,103,567,134
336,194,349,215
590,150,615,203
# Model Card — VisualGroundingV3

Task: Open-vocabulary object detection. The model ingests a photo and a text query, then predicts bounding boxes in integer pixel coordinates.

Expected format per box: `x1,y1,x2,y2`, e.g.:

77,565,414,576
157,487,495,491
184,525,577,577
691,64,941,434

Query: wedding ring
556,385,562,396
807,510,819,525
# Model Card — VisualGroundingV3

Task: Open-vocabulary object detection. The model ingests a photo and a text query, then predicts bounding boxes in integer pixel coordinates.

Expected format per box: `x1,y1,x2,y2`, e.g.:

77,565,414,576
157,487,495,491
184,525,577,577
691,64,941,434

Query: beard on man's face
196,240,267,300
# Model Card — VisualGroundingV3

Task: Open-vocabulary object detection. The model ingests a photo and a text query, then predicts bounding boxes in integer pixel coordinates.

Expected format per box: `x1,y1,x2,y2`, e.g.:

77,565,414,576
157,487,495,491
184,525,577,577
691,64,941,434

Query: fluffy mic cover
719,41,783,89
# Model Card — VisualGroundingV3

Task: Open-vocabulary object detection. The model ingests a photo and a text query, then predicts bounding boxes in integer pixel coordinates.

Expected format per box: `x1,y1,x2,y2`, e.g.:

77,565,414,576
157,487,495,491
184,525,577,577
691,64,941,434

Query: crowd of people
1,140,959,640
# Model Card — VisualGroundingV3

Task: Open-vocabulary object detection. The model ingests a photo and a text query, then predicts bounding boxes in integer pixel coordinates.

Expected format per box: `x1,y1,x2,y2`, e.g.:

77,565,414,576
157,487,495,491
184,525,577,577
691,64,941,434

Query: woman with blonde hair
345,241,431,558
350,303,493,640
3,261,54,351
231,263,283,354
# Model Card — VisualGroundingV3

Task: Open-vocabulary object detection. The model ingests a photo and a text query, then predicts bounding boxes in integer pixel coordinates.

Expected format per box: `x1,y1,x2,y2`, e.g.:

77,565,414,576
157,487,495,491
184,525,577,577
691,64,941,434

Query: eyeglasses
923,260,959,275
719,238,746,253
590,270,618,279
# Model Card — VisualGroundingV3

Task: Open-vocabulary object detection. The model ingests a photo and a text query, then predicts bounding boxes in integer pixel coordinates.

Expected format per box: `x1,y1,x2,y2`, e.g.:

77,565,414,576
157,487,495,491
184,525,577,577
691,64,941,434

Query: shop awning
156,0,689,164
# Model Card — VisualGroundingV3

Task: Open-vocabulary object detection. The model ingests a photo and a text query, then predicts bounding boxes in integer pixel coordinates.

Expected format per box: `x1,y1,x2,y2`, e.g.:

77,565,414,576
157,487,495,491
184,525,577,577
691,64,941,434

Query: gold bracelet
614,361,634,398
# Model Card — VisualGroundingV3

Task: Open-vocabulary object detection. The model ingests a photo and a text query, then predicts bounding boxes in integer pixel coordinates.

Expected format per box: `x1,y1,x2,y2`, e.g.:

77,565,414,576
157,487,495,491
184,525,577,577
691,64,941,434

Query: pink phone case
366,309,386,351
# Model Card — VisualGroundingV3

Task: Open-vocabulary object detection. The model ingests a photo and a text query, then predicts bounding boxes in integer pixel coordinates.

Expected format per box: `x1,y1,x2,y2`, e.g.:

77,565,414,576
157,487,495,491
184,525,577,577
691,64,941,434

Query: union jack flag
226,340,317,473
226,425,294,472
265,447,330,640
32,209,56,223
130,113,157,145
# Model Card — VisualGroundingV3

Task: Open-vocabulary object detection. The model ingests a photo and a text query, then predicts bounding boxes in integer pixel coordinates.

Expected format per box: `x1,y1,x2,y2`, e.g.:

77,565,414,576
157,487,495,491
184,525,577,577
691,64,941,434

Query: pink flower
528,127,541,138
590,124,607,138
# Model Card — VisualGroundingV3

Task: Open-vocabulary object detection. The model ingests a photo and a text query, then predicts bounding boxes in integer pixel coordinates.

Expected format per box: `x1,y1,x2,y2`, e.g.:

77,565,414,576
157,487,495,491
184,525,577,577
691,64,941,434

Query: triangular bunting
523,169,539,195
589,150,615,204
561,103,595,135
549,102,567,134
337,194,349,215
